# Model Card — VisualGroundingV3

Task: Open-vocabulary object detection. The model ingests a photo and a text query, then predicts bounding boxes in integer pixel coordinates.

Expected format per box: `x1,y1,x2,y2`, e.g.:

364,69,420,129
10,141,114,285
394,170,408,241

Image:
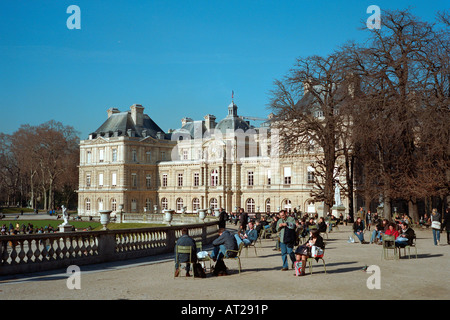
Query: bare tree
269,52,355,216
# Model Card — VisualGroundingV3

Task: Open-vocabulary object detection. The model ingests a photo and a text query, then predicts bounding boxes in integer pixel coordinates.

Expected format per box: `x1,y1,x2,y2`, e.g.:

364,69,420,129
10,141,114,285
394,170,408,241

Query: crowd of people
175,208,341,277
174,206,450,278
0,222,60,235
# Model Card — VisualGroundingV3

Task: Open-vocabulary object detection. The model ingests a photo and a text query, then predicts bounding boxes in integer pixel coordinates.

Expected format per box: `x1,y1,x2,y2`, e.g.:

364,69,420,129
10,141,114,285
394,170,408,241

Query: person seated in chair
210,228,238,262
395,222,415,257
294,229,325,276
317,217,327,233
174,228,197,277
235,221,258,246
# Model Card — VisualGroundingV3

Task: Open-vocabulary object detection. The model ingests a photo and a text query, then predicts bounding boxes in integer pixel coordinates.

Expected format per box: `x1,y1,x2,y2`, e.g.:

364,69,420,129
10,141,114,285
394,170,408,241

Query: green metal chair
224,242,244,274
381,235,398,260
401,236,418,259
307,248,327,275
174,245,195,278
196,242,212,272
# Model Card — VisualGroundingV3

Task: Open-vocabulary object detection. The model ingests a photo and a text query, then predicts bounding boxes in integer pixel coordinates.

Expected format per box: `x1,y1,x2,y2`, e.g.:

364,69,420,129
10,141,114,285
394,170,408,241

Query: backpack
213,259,228,276
193,263,206,278
283,224,296,245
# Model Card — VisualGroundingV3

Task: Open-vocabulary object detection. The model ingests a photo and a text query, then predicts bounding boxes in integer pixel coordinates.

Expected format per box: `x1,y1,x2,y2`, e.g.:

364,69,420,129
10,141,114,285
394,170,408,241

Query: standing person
239,208,248,233
366,210,372,231
276,210,296,271
174,228,197,277
443,208,450,245
218,207,228,229
430,208,442,246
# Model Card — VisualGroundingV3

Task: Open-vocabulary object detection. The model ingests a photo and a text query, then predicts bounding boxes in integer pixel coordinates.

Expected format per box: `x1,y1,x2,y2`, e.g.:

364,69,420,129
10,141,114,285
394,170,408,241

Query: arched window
246,198,255,213
176,198,183,213
265,198,271,213
283,199,292,212
211,169,218,186
161,197,168,210
210,198,218,209
98,198,104,211
192,198,200,213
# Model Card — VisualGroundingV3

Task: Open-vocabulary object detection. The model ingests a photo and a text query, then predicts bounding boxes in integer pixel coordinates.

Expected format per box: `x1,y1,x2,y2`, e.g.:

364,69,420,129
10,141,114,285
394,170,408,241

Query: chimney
130,104,144,127
181,117,193,127
107,108,120,118
204,114,216,130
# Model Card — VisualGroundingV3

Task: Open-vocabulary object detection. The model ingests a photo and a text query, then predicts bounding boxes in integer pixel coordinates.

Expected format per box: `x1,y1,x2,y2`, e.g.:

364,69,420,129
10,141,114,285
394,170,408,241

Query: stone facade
77,101,349,217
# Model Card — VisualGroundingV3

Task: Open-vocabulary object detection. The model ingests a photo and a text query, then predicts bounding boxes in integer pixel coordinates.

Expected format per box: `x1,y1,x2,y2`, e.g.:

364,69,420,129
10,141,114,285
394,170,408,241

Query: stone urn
198,209,207,223
99,210,113,230
164,209,174,226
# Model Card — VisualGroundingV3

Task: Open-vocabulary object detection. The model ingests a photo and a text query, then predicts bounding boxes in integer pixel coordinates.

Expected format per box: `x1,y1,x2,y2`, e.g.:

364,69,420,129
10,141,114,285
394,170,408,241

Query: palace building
77,100,349,216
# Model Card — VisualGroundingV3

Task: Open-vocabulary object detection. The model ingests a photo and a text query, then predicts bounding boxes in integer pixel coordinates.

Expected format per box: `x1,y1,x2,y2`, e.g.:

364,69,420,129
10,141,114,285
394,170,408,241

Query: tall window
162,173,168,187
161,198,168,210
112,149,117,162
98,198,104,211
192,198,200,212
267,169,271,185
183,150,188,160
246,198,255,213
131,199,137,211
210,198,218,209
86,151,92,163
176,198,183,213
307,166,315,183
145,198,152,212
265,198,271,213
111,172,117,187
193,172,199,187
85,198,91,211
111,198,117,211
160,151,166,161
248,171,254,186
211,169,218,186
146,151,152,163
146,174,151,188
284,167,291,184
131,173,137,187
283,199,292,212
132,150,137,162
99,149,104,162
177,173,183,187
86,174,91,187
98,173,104,187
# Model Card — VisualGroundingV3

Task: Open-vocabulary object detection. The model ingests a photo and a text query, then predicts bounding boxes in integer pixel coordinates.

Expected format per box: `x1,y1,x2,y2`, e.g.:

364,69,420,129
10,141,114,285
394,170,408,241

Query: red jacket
385,228,399,239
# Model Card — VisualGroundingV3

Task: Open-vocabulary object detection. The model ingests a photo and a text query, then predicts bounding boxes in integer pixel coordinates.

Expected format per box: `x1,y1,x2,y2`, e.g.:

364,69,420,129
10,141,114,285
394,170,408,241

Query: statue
334,183,342,206
61,205,69,226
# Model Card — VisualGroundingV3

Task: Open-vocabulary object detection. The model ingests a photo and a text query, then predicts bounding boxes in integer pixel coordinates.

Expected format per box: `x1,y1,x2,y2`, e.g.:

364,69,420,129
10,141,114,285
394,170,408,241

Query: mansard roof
91,111,168,139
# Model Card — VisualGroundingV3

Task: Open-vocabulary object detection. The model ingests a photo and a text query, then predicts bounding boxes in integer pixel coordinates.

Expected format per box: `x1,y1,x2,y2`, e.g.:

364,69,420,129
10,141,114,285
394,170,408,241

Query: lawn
1,220,101,231
1,220,166,232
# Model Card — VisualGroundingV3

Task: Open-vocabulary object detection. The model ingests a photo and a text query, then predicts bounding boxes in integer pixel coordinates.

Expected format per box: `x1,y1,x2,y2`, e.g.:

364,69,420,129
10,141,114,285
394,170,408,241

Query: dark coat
212,230,238,257
218,210,228,229
175,234,197,263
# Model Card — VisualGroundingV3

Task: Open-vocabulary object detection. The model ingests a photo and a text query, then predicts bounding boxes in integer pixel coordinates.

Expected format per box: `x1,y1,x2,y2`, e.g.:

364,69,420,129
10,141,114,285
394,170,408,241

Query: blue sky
0,0,448,139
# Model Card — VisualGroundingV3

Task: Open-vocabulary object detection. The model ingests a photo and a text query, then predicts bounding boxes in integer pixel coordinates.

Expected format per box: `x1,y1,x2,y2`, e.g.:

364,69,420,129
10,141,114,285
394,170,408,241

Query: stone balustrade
0,222,218,276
